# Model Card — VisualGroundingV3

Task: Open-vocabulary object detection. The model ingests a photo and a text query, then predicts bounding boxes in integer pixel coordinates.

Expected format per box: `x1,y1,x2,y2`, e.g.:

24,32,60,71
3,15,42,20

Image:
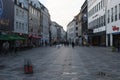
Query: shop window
103,15,106,26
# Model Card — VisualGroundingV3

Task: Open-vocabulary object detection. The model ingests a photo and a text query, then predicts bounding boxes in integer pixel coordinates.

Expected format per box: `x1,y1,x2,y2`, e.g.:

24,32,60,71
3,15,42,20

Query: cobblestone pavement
0,46,120,80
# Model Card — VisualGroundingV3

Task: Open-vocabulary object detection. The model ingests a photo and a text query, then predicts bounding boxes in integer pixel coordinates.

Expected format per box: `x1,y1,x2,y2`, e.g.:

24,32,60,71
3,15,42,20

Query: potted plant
112,46,116,52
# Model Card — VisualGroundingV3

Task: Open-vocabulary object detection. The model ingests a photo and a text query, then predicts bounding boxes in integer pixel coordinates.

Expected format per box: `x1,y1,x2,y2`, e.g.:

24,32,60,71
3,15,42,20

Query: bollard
24,59,34,74
29,65,33,73
24,60,29,74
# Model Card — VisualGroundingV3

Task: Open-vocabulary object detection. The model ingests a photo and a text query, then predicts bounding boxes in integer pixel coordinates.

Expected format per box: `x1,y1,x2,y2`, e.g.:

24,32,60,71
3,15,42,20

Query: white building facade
50,22,58,43
67,20,76,42
41,7,50,44
88,0,108,46
14,0,28,34
61,27,66,42
106,0,120,47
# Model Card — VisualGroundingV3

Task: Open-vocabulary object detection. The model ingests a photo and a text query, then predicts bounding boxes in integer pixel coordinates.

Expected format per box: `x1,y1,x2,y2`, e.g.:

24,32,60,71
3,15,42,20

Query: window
101,16,103,26
93,7,95,14
16,22,18,29
20,10,22,16
119,4,120,20
111,8,113,22
76,27,78,30
22,11,24,17
103,15,106,26
16,9,18,16
19,23,21,30
31,8,33,14
115,6,117,21
100,16,102,27
108,10,110,23
103,0,104,7
97,4,98,12
95,6,96,13
98,17,100,27
76,21,78,25
22,23,24,30
95,20,96,28
97,18,99,28
99,2,100,10
76,33,78,37
101,1,103,9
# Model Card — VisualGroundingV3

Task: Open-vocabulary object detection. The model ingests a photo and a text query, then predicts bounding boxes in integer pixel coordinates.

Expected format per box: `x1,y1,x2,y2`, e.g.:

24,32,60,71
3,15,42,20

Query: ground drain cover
96,71,106,77
63,72,77,75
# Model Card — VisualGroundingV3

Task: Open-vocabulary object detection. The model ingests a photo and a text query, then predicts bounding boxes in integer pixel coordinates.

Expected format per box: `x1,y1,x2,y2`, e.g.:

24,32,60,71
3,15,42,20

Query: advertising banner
0,0,14,31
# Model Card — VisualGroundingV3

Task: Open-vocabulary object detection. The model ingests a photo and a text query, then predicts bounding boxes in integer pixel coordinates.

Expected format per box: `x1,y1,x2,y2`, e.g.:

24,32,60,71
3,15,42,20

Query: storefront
106,25,120,47
113,33,120,47
106,0,120,47
90,31,106,46
28,34,41,47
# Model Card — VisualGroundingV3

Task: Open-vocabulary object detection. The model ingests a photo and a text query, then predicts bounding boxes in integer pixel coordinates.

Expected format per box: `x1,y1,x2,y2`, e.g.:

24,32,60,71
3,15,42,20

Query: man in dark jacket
72,42,74,48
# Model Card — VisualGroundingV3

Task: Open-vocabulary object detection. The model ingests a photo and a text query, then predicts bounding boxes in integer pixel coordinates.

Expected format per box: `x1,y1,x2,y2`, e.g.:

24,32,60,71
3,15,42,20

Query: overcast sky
39,0,85,31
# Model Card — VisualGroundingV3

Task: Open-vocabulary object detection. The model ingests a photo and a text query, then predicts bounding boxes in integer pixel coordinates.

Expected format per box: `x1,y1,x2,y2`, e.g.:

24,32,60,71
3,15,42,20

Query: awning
13,35,26,40
0,35,26,40
29,35,41,39
32,35,41,39
0,35,10,40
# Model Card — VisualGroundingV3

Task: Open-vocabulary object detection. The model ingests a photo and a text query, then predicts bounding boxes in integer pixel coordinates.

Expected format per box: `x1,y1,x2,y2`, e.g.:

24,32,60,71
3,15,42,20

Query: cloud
40,0,85,30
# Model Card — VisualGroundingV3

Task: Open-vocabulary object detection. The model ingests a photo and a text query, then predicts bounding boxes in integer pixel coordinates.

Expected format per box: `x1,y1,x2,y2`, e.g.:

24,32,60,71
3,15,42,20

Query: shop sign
112,26,119,31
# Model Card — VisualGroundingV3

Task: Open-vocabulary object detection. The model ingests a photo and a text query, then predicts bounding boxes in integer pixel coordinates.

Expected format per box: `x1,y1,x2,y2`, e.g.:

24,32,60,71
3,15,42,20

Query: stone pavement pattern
0,46,120,80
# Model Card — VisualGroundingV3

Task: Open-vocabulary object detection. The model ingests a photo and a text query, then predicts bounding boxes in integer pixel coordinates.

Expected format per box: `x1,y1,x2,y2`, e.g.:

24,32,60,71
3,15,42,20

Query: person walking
79,36,82,46
72,42,74,48
0,41,2,55
117,39,120,52
2,41,10,55
14,40,20,53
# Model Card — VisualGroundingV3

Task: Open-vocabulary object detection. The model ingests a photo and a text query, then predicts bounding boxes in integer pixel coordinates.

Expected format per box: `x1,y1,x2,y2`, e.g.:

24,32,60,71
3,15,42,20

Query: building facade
50,22,58,43
81,0,88,36
14,0,28,35
106,0,120,47
28,0,41,46
77,12,82,37
67,19,76,43
81,0,89,45
0,0,51,47
40,5,50,44
74,13,82,44
88,0,107,46
60,27,66,42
